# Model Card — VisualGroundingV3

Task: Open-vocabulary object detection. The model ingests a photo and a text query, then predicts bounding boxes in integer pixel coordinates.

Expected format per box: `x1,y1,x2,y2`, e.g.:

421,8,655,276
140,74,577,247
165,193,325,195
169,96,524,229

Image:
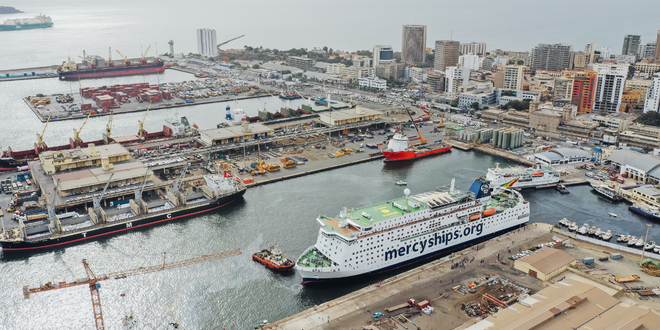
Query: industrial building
39,144,131,175
53,162,154,197
607,149,660,183
513,248,576,281
196,28,218,58
287,56,314,71
199,122,273,146
317,106,381,126
534,147,592,165
467,278,660,330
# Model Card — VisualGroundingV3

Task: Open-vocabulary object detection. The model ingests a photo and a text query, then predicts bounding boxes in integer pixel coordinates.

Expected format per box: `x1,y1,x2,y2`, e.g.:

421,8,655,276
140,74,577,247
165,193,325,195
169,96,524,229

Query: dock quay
470,143,535,166
265,223,660,330
445,139,472,151
0,66,58,81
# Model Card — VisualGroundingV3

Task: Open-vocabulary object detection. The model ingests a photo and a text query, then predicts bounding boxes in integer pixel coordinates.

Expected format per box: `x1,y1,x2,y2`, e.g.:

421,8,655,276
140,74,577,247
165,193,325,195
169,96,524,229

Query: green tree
635,111,660,126
426,53,435,65
507,59,515,65
450,102,458,107
471,102,480,110
252,64,260,69
517,60,524,65
323,46,328,53
281,70,291,74
356,50,372,57
342,59,353,66
501,90,515,96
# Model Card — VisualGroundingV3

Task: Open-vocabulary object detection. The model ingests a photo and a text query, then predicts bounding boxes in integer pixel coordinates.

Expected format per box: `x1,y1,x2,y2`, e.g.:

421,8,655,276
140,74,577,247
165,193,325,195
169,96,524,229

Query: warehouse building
53,162,154,197
318,106,381,126
608,149,660,183
199,122,273,146
467,278,660,330
513,248,576,281
39,144,131,175
534,147,592,165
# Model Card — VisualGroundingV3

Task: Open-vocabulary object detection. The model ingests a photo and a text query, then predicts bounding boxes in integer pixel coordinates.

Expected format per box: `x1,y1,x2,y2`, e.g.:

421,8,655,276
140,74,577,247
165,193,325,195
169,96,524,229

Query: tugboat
253,246,295,271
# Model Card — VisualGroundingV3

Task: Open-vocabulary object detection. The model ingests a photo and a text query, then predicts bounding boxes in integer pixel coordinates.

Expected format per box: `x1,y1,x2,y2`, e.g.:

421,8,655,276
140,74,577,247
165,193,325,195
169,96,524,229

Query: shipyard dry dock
265,223,660,330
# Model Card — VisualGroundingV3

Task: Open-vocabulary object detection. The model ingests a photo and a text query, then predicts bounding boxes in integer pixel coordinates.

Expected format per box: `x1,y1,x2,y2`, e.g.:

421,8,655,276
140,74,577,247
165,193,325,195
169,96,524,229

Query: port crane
404,107,428,144
216,35,245,52
173,163,190,194
138,102,152,138
140,45,151,64
115,49,130,66
73,111,92,147
79,56,96,68
36,113,52,151
23,249,242,330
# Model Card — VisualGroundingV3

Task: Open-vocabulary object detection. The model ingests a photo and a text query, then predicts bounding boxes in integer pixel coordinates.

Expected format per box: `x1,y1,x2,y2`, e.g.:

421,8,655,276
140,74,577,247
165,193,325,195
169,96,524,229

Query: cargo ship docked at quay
0,15,53,31
295,178,530,283
0,174,246,252
57,48,164,80
486,163,560,189
381,132,452,161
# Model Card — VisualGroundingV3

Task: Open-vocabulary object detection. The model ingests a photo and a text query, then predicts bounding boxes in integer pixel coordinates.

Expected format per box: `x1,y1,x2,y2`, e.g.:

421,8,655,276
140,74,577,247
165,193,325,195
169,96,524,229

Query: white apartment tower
459,42,486,55
444,66,470,94
600,47,612,61
644,77,660,113
458,54,480,71
593,66,627,113
503,65,524,90
197,28,218,58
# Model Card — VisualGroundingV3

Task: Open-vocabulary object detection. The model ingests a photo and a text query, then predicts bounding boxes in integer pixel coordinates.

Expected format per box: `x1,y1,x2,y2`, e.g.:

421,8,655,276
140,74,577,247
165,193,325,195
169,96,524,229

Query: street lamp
641,223,653,264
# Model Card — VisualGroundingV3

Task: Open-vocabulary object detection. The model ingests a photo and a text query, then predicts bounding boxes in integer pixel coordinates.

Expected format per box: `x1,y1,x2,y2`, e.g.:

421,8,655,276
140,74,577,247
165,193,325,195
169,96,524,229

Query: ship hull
58,63,164,80
0,158,28,171
0,189,245,253
382,146,452,162
629,206,660,222
299,224,525,283
0,22,53,31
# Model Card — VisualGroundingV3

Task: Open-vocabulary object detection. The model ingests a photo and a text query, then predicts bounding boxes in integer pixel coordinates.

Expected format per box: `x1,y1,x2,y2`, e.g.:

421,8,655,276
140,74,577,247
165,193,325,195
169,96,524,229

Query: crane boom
78,56,95,66
138,102,152,137
173,163,190,194
216,35,245,51
73,111,92,147
404,107,428,144
37,113,52,150
141,45,151,60
105,111,113,140
23,249,242,330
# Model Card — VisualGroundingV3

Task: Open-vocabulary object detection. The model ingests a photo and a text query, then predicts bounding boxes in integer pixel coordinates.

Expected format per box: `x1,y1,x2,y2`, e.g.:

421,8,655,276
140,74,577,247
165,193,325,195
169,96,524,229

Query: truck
11,192,38,206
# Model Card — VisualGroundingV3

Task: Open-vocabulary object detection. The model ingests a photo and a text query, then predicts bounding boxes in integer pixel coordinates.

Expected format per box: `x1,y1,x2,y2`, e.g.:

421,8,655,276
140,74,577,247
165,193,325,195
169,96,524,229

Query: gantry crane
138,102,152,138
73,111,92,147
23,249,242,330
36,113,52,151
216,35,245,53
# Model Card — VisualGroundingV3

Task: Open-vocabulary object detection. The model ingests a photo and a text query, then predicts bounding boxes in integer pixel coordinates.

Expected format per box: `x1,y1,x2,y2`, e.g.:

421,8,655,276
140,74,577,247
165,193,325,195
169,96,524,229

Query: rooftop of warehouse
199,123,273,140
53,162,151,191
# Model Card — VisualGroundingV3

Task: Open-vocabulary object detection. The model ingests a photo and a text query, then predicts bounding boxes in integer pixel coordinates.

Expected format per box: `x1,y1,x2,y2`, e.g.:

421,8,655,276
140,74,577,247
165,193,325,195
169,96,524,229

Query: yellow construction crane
36,113,52,150
23,249,242,330
405,107,428,144
115,49,130,65
138,102,152,138
73,111,92,147
78,56,95,67
141,45,151,61
105,111,113,141
436,113,445,129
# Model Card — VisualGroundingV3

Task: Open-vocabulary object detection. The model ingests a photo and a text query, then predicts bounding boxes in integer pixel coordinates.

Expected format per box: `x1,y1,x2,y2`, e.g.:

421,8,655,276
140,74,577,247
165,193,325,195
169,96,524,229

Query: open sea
2,1,660,329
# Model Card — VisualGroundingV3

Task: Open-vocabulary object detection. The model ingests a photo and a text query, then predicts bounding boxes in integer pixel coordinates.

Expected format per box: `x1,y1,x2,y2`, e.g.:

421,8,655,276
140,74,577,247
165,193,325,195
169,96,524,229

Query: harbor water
1,147,659,329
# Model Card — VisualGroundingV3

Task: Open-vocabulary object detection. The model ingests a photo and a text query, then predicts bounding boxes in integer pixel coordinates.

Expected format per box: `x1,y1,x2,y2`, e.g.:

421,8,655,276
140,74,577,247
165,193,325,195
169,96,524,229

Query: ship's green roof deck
317,197,430,239
484,192,520,211
298,248,333,268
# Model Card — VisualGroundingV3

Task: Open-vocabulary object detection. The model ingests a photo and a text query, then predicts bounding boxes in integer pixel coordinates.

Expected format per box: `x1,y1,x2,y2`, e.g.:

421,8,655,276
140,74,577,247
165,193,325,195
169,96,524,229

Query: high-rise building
655,30,660,61
373,45,394,67
593,66,627,113
434,40,460,72
600,47,612,61
503,65,524,90
530,43,572,73
571,52,587,70
401,25,427,64
427,72,445,92
638,42,657,60
644,77,660,113
196,28,218,58
459,42,486,55
444,66,470,94
584,43,596,64
458,54,480,71
566,70,597,114
622,35,641,56
554,76,574,102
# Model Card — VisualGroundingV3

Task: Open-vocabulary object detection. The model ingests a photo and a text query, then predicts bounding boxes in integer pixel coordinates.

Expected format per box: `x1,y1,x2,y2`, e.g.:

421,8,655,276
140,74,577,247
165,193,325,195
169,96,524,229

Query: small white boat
608,212,617,217
617,234,625,242
602,230,612,241
644,241,656,251
654,246,660,253
594,228,602,237
578,224,590,235
628,236,638,246
636,238,645,248
559,218,570,226
588,226,597,236
568,222,578,232
396,180,407,186
622,235,631,243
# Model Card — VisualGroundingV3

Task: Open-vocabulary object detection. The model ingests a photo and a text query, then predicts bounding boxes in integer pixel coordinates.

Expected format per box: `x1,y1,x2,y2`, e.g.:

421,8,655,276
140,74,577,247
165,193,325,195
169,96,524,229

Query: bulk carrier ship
0,174,246,252
486,163,560,188
57,48,164,80
295,177,530,283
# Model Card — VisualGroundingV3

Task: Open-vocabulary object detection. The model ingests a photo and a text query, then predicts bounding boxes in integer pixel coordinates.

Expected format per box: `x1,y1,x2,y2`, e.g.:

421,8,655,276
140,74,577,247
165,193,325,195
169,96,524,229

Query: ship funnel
404,188,410,199
450,178,455,193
